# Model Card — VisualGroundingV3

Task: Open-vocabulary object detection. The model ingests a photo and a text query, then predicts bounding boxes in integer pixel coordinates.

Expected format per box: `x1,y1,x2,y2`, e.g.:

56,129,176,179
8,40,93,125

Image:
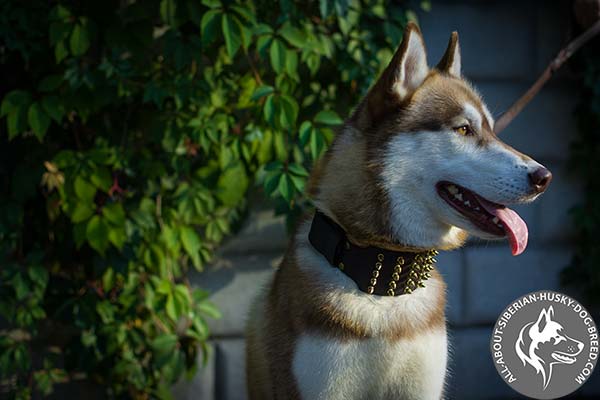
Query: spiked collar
308,210,438,296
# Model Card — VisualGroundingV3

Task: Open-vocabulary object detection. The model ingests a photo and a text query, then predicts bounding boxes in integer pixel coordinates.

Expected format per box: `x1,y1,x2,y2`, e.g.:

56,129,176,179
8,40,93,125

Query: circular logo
490,290,598,399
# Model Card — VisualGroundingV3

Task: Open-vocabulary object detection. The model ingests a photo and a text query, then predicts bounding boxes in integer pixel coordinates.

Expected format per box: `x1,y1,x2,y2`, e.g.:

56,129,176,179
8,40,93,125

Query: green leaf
201,0,221,8
278,173,294,203
27,102,51,141
230,5,255,22
221,14,242,58
320,0,334,18
270,39,286,74
217,162,249,206
279,24,306,48
289,174,305,193
299,121,313,146
200,9,221,45
251,85,274,101
180,226,201,265
287,163,309,177
102,203,125,225
1,90,32,117
90,167,112,191
160,0,177,26
279,95,299,129
102,268,115,292
28,266,49,287
285,49,298,77
263,94,276,125
108,226,127,249
263,171,281,196
71,202,95,223
70,21,91,56
309,128,326,160
74,177,96,201
41,96,64,122
86,215,109,255
197,301,222,319
151,334,178,353
55,41,69,63
2,91,31,139
314,110,343,125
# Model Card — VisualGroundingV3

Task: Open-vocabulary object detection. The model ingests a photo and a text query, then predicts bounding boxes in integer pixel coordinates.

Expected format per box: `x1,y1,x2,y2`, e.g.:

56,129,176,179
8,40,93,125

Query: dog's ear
437,31,461,77
353,22,428,128
387,22,429,99
535,307,552,333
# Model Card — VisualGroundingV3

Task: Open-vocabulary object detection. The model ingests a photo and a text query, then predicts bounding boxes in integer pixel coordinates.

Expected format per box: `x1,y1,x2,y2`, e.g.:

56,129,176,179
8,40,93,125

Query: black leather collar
308,210,438,296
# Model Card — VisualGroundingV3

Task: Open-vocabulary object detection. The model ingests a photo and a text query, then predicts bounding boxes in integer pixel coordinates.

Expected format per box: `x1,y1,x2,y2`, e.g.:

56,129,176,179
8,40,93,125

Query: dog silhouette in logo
515,306,584,389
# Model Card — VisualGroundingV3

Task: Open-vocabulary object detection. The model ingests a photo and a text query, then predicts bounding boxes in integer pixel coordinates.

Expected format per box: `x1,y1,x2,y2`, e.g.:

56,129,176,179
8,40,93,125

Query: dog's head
315,23,551,255
516,306,584,388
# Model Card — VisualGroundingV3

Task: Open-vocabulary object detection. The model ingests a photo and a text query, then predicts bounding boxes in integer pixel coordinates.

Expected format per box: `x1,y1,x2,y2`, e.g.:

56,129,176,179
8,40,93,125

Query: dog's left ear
437,31,461,77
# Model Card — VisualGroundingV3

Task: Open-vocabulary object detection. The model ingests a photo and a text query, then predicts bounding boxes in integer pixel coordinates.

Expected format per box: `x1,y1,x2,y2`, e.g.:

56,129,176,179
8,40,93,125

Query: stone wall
174,1,600,399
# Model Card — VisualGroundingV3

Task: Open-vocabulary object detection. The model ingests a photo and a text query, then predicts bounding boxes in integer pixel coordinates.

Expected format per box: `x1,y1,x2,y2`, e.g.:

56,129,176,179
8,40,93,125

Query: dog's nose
528,167,552,193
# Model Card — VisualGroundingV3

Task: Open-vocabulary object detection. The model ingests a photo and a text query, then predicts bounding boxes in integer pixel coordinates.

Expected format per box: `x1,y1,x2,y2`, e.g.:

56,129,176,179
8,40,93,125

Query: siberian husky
246,23,552,400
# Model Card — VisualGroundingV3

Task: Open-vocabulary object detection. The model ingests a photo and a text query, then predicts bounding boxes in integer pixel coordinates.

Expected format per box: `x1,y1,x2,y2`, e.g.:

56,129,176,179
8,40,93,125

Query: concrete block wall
176,1,600,399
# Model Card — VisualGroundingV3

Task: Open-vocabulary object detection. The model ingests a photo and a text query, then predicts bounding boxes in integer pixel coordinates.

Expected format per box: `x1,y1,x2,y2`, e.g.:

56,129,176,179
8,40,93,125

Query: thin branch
495,19,600,134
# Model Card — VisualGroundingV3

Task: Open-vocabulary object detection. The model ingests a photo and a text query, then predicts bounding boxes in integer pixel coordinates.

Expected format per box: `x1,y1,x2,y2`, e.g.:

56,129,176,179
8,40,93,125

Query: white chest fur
292,328,448,400
291,222,449,399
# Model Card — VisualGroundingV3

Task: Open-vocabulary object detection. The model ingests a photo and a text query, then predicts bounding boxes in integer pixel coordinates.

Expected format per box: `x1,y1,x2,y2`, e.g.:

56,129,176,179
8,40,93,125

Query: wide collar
308,210,438,296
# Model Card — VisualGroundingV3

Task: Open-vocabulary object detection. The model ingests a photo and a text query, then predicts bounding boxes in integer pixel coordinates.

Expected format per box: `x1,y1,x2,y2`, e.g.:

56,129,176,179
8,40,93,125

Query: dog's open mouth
436,181,528,256
552,351,577,364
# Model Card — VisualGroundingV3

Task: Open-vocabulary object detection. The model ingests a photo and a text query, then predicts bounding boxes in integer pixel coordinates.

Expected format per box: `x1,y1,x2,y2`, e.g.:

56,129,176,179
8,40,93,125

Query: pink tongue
479,200,529,256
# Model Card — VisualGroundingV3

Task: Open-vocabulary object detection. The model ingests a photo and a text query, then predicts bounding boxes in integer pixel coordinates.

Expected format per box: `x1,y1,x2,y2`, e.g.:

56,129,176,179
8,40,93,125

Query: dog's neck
308,210,438,296
312,127,467,251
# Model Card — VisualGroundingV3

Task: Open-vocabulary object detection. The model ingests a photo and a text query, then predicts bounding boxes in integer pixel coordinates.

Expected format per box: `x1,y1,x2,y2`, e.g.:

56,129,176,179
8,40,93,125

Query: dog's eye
454,125,472,136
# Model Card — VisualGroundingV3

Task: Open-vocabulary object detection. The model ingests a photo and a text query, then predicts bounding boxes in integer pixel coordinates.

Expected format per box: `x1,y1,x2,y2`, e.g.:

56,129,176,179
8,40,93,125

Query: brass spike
424,272,432,279
372,270,380,278
392,272,400,281
394,265,403,274
370,278,377,286
377,253,384,262
389,281,397,290
367,286,374,294
338,262,345,270
418,281,426,288
387,288,395,296
396,256,405,265
375,262,382,270
404,287,413,294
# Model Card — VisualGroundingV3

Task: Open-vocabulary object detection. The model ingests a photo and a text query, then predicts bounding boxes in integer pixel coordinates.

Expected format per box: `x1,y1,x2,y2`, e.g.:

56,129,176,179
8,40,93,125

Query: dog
515,306,584,390
246,22,552,400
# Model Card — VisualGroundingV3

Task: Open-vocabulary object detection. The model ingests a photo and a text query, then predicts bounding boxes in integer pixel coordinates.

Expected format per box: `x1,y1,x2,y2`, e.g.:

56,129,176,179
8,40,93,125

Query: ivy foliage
563,48,600,304
0,0,421,398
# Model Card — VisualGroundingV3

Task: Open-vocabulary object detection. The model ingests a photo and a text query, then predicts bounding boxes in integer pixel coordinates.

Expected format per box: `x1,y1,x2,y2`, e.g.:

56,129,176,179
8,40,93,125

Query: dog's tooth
492,217,499,224
448,185,458,194
455,193,463,201
474,207,480,211
464,200,471,207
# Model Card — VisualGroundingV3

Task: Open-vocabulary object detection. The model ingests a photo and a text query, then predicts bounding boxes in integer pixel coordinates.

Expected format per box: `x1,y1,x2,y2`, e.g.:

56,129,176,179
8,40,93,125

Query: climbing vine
0,0,425,398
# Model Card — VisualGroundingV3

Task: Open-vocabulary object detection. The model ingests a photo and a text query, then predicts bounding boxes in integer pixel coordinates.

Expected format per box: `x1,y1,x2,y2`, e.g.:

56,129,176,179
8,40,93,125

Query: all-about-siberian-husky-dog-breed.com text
246,22,553,400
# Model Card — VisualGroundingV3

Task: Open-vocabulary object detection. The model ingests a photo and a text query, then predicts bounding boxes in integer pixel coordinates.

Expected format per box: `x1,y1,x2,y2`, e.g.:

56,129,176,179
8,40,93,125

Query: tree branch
495,19,600,134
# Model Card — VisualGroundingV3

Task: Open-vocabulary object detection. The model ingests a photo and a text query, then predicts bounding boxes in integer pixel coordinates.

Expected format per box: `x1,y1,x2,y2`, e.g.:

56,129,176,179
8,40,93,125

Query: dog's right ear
353,22,429,128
